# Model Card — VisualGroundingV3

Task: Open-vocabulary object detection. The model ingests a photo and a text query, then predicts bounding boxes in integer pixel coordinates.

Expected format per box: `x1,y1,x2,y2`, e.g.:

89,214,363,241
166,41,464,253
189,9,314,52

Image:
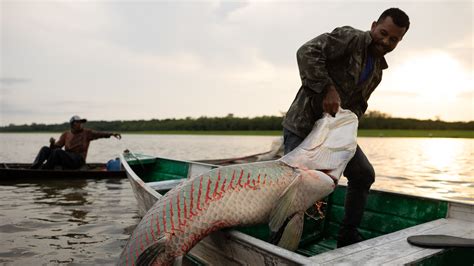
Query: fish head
281,109,358,181
298,169,336,206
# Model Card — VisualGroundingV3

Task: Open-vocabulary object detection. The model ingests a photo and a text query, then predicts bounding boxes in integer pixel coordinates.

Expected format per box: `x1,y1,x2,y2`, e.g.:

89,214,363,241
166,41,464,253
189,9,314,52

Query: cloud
1,1,472,125
213,1,249,20
0,99,140,125
457,90,473,99
376,90,419,97
0,77,31,85
446,34,474,70
0,102,36,115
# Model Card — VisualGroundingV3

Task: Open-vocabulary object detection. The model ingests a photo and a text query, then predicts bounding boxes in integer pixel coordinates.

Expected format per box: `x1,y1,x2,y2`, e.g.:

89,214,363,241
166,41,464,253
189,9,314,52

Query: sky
0,0,472,126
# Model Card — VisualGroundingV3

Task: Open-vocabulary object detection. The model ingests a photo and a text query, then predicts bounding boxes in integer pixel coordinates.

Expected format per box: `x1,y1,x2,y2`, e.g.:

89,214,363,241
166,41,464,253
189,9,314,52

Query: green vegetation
357,129,474,138
1,111,472,138
116,130,474,138
129,130,282,136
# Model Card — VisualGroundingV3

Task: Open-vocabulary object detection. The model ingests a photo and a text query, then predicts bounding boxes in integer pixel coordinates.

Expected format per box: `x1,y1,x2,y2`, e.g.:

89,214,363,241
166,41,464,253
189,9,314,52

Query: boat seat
308,216,473,265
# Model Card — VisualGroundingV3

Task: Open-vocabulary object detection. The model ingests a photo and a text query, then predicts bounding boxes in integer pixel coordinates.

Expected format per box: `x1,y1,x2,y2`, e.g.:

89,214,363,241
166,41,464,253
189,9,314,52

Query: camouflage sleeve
297,26,361,94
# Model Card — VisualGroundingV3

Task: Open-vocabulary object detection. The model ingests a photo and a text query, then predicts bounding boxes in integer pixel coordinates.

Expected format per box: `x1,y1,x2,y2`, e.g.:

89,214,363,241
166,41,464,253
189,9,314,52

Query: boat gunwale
119,154,162,200
121,153,473,265
123,154,472,207
120,153,315,264
0,162,125,179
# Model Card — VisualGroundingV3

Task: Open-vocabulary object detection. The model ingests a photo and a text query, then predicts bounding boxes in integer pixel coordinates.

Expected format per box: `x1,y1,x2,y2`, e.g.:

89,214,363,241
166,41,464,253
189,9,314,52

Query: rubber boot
337,186,369,248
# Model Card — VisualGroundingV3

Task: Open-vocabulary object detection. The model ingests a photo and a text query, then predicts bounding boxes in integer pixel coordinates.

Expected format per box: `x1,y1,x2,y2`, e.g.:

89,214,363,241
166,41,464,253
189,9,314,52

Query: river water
0,133,473,265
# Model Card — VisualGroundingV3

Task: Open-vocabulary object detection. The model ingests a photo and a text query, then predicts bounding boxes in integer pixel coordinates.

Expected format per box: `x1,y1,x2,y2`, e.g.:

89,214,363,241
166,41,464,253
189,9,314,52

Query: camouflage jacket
282,26,388,138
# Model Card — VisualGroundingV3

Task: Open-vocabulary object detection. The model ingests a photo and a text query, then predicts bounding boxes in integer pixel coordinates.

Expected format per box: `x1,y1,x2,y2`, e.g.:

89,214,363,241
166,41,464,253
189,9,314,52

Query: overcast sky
1,0,472,126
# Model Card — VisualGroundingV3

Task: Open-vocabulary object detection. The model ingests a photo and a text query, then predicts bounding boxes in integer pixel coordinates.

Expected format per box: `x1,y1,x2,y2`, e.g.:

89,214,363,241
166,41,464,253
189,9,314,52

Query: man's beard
369,42,391,57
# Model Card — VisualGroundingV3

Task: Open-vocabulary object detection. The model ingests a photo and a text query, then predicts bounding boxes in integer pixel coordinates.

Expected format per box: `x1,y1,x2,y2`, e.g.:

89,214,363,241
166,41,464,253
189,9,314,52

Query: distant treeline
1,111,473,132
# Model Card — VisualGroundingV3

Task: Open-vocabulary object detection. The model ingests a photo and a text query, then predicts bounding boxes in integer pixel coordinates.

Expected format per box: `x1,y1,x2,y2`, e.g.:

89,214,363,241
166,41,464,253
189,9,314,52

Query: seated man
31,115,121,169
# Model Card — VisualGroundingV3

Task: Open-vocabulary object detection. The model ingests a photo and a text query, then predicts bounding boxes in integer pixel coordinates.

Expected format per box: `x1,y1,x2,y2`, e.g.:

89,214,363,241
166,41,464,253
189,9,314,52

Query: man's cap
70,115,87,124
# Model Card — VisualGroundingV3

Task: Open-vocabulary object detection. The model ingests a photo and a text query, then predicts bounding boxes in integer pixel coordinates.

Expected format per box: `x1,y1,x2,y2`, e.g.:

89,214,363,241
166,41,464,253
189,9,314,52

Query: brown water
0,133,472,264
0,179,140,265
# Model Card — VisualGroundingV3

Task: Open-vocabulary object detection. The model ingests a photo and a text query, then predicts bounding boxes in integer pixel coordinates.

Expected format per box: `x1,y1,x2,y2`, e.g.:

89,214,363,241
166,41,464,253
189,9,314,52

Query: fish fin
277,212,304,251
268,173,300,233
136,236,166,266
268,217,290,245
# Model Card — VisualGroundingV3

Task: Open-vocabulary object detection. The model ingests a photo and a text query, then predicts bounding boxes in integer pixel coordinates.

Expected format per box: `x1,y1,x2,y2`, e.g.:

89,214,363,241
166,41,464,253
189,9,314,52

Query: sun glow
373,50,473,121
421,139,461,171
387,51,472,102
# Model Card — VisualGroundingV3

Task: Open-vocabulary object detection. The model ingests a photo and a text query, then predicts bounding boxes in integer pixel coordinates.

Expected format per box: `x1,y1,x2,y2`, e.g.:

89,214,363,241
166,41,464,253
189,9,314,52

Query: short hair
378,8,410,32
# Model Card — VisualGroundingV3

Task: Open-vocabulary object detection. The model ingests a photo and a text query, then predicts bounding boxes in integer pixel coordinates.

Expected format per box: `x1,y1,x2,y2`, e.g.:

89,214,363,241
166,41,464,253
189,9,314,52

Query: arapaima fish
119,109,358,265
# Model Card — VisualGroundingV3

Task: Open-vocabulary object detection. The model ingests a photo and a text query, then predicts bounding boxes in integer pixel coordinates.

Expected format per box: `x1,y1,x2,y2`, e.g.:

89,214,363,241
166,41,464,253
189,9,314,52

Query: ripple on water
380,175,410,181
415,185,437,189
446,196,474,202
1,135,473,263
0,178,140,264
427,179,468,184
0,224,37,233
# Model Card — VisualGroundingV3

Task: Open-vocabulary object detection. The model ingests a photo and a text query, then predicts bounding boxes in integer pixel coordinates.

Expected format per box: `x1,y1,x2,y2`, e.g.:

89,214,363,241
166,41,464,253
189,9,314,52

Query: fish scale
119,161,297,265
119,109,359,266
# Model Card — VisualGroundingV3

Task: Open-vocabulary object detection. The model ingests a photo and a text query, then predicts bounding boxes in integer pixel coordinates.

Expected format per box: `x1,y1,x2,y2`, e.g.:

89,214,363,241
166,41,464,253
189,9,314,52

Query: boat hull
0,163,125,180
120,153,474,265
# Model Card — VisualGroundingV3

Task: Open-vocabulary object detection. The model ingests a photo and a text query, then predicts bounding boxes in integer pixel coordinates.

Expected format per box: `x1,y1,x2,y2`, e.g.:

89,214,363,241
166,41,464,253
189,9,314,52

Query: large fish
119,109,358,265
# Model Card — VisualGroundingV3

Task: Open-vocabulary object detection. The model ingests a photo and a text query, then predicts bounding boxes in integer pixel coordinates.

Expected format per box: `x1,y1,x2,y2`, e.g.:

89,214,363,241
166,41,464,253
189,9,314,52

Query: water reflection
356,138,473,203
420,139,466,180
0,178,139,265
0,134,473,264
35,179,89,207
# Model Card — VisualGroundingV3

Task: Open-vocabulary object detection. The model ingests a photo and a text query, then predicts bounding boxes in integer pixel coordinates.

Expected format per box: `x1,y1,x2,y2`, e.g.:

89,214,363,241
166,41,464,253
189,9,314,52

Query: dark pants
32,146,85,169
283,128,375,242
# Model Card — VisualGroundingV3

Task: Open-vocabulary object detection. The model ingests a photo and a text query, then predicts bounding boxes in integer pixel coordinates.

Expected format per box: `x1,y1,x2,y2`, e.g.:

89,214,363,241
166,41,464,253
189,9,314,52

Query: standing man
282,8,409,247
31,115,121,169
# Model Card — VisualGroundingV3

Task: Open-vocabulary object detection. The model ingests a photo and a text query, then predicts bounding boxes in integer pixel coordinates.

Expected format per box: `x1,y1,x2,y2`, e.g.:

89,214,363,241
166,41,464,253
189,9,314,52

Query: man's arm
51,132,66,148
89,130,121,141
297,26,361,115
323,85,341,116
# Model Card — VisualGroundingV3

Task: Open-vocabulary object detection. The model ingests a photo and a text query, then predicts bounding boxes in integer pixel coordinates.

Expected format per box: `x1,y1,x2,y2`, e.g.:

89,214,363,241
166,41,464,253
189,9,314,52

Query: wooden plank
448,202,474,222
309,219,447,263
384,218,474,265
188,230,313,265
309,218,473,265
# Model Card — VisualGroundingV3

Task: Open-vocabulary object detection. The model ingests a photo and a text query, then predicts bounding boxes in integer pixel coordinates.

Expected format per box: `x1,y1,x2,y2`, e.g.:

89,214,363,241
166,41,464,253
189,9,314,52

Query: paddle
407,235,474,248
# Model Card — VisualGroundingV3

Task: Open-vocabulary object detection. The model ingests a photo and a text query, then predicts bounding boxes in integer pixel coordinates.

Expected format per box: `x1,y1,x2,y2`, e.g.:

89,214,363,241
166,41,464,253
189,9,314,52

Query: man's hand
112,133,122,140
323,85,341,116
49,137,56,145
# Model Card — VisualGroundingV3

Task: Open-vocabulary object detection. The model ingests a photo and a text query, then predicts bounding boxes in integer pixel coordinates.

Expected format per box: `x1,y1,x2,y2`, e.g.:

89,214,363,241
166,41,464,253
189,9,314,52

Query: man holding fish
282,8,410,247
118,8,411,265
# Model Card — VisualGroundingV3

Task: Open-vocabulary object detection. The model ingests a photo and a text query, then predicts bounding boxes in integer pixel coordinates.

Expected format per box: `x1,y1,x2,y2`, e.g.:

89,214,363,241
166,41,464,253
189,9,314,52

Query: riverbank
1,129,472,138
121,129,474,138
